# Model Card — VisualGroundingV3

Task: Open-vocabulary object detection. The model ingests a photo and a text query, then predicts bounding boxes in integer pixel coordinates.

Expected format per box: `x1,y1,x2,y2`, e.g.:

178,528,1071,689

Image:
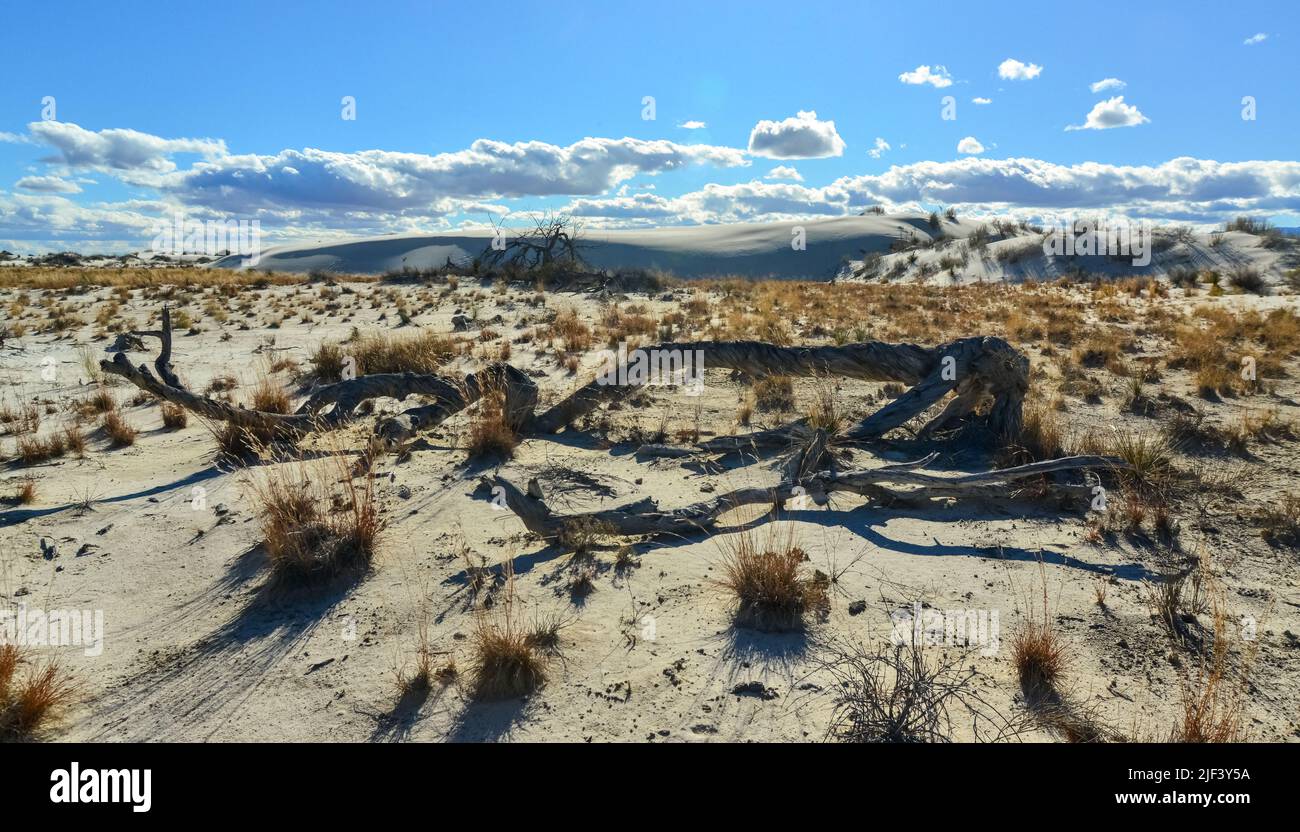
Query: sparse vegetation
468,566,548,700
246,454,380,582
0,644,78,741
717,525,828,632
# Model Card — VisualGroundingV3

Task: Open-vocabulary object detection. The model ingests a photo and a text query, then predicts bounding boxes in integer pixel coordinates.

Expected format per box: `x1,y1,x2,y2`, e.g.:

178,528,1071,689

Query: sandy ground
1,271,1298,743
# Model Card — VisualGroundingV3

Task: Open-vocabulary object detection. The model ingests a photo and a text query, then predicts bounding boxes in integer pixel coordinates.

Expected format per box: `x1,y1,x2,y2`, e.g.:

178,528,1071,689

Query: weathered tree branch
482,454,1120,539
100,311,1028,458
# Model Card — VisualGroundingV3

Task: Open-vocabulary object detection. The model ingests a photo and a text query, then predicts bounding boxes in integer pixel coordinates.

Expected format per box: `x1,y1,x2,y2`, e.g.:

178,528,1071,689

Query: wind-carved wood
482,454,1124,540
101,309,1029,457
532,336,1028,444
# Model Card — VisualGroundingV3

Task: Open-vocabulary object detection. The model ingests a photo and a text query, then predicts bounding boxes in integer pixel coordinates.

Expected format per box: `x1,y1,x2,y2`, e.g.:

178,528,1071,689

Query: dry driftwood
531,337,1027,443
482,454,1121,539
99,308,536,448
101,305,1028,457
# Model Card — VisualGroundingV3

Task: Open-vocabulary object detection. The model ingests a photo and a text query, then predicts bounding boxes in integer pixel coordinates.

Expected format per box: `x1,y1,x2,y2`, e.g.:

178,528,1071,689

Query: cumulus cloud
558,157,1300,227
868,138,891,159
972,97,992,105
0,191,165,242
566,192,677,219
679,120,707,129
765,165,803,181
1243,32,1268,45
27,121,226,179
16,175,82,194
998,59,1042,80
1066,96,1150,130
168,137,750,213
747,110,846,159
898,65,953,88
957,137,985,155
1089,78,1126,93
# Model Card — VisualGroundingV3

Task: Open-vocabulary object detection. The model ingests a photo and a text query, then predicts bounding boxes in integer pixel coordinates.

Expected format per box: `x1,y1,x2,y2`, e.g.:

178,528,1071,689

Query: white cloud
898,65,953,88
0,191,166,243
1243,32,1268,45
957,137,985,155
868,138,891,159
1066,96,1150,131
566,192,677,219
972,97,992,105
765,165,803,182
559,157,1300,227
168,137,750,214
16,175,82,193
747,110,846,159
998,59,1042,80
1089,78,1126,93
679,120,707,129
27,121,226,181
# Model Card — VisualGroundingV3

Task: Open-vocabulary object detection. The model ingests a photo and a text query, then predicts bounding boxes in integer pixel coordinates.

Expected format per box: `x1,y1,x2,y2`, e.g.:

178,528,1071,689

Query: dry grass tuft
0,644,78,740
1011,567,1066,694
309,342,347,382
468,565,548,700
466,385,518,459
717,524,829,631
1168,595,1251,743
752,375,795,412
13,477,37,504
250,374,292,414
999,397,1065,465
100,411,138,447
1257,493,1300,548
352,330,459,375
246,453,380,583
160,403,188,430
15,433,66,465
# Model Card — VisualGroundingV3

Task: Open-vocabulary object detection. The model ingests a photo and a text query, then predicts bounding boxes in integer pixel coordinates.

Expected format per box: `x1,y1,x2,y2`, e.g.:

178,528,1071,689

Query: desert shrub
468,566,548,700
466,384,518,459
820,637,1023,743
101,411,137,447
309,342,347,382
250,375,291,413
1012,567,1066,695
1230,267,1266,295
1257,493,1300,548
246,455,380,583
160,403,188,429
717,525,828,631
0,644,77,740
752,375,795,412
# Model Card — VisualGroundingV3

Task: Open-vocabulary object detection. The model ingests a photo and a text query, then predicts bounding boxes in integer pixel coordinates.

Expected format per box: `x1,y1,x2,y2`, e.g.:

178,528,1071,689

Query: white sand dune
212,212,1297,285
212,214,975,279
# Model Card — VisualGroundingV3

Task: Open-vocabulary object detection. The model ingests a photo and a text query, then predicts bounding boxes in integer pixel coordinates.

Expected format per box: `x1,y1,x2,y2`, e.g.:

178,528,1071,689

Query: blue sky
2,0,1297,251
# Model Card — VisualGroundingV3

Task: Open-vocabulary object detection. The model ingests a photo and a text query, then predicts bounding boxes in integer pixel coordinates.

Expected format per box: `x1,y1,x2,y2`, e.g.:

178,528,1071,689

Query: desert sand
2,218,1298,743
